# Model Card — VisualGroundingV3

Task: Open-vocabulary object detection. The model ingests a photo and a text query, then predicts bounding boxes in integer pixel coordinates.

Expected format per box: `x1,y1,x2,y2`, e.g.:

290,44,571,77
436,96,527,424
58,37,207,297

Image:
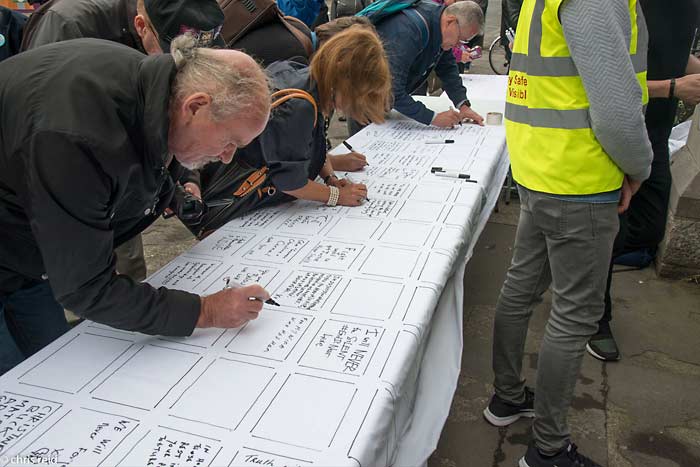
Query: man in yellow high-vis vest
482,0,653,466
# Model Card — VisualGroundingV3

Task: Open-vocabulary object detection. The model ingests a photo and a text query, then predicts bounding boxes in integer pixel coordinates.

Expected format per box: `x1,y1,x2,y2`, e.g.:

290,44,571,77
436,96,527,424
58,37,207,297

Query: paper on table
250,373,356,451
0,99,508,467
169,358,276,430
226,309,314,361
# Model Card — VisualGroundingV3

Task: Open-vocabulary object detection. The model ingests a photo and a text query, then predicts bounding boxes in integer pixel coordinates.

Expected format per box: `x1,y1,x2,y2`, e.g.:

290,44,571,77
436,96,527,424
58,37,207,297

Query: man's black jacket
0,39,200,335
20,0,142,52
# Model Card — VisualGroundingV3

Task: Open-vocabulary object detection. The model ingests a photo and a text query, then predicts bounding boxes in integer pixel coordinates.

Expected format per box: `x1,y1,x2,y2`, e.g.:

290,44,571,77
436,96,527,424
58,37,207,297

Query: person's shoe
483,387,535,427
586,327,621,362
519,442,602,467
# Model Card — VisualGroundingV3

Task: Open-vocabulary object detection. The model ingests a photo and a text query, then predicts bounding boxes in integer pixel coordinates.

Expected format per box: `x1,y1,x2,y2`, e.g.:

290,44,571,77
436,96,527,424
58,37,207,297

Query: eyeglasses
456,20,478,46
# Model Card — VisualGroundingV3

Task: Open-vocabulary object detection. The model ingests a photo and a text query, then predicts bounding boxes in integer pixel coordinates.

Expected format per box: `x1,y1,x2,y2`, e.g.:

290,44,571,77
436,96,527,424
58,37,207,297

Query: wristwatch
669,78,676,99
324,174,338,185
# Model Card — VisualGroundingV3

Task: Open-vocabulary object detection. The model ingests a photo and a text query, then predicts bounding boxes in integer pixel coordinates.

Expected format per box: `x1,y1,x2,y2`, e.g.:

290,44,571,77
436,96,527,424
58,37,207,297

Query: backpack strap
403,8,429,51
271,88,318,128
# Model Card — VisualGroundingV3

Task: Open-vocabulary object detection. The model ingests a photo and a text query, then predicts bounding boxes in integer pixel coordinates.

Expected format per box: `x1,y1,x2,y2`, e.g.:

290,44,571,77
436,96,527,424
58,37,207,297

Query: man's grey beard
181,156,221,171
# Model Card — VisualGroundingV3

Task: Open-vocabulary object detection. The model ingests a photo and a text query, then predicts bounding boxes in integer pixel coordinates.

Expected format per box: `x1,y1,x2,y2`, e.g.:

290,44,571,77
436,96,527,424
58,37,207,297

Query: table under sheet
0,78,510,467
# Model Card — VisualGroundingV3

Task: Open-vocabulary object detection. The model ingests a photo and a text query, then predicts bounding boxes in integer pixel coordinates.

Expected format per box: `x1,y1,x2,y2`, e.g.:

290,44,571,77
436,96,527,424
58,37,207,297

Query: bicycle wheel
488,36,510,75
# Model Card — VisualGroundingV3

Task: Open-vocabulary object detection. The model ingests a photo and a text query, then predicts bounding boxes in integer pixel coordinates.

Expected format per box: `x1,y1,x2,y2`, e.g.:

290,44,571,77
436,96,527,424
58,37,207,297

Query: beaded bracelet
327,186,340,207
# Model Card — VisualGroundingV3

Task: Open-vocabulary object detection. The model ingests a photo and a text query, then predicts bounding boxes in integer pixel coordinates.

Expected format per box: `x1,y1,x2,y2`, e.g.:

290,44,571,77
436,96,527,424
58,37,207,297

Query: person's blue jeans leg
0,281,69,375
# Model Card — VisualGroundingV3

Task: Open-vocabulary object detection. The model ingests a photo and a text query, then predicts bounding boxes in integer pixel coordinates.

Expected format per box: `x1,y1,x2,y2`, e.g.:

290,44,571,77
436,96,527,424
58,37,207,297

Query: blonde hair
310,26,392,125
170,34,270,121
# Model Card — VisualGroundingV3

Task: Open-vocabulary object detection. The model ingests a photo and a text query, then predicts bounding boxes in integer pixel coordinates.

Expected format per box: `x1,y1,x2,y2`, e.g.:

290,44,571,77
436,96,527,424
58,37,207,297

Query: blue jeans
1,281,69,375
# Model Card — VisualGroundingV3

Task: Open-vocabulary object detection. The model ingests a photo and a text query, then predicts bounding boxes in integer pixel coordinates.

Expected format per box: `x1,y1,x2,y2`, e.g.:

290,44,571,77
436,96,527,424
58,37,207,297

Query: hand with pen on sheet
196,277,277,328
329,152,368,171
328,140,369,172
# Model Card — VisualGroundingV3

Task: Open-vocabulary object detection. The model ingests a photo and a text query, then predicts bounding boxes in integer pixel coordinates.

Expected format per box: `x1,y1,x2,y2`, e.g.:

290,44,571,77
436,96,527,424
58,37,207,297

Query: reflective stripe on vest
504,0,648,195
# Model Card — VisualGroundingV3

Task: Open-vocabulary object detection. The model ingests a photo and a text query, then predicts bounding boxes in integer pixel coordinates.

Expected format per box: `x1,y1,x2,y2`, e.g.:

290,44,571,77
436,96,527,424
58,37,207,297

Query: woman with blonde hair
184,26,392,234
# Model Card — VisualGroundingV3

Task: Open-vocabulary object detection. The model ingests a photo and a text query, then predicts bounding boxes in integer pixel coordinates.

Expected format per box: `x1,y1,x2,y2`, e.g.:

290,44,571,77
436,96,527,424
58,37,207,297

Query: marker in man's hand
224,277,280,306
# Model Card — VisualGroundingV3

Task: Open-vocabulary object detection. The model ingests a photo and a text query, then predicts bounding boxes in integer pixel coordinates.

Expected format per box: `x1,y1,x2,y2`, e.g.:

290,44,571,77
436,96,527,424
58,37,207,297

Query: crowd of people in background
0,1,698,466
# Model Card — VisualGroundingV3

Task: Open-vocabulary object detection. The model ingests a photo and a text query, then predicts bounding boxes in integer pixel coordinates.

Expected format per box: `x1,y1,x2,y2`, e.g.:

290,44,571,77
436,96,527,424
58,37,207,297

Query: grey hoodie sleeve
560,0,653,182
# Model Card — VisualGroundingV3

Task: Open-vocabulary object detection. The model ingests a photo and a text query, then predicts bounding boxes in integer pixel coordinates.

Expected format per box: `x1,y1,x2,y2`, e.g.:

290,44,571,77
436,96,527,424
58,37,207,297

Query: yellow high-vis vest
505,0,648,195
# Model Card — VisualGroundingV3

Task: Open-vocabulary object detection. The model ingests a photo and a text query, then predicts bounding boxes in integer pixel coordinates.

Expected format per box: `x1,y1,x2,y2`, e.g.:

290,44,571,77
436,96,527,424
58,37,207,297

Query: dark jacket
20,0,142,52
0,7,27,62
239,60,326,192
231,19,312,67
374,0,468,125
0,39,200,336
501,0,522,31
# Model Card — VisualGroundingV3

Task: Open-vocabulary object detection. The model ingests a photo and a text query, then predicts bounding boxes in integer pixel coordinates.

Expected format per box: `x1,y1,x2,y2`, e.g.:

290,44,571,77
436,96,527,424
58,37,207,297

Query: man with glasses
370,0,485,128
20,0,225,282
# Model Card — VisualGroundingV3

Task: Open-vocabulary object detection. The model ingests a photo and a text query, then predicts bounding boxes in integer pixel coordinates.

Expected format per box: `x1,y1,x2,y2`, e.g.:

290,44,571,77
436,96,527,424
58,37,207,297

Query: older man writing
349,0,485,133
0,36,271,374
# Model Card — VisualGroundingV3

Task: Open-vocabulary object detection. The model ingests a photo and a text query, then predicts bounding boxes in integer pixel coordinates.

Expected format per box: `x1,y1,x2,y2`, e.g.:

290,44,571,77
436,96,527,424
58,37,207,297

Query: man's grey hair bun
171,33,198,69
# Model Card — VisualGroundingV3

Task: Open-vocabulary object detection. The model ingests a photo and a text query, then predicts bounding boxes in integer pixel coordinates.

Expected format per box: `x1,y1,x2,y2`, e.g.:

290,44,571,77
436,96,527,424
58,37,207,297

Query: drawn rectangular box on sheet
91,345,201,410
331,278,403,321
359,246,421,279
170,358,276,431
299,320,385,376
370,181,412,199
146,256,222,293
455,184,483,205
227,310,313,361
0,393,62,456
300,241,364,271
202,264,281,296
289,200,347,216
4,408,138,467
251,373,357,451
220,207,287,231
277,213,334,236
409,184,454,203
445,203,477,228
402,286,440,328
116,426,222,467
419,251,454,285
379,221,433,247
159,328,228,349
365,166,420,180
18,332,133,394
272,271,343,311
229,447,313,466
186,230,255,258
393,153,435,169
433,227,465,251
243,236,309,264
396,200,445,223
325,217,383,241
351,199,398,219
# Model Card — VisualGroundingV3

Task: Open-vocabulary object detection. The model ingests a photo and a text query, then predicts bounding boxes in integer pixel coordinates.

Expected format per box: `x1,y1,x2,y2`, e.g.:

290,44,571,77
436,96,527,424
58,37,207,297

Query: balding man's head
167,34,271,170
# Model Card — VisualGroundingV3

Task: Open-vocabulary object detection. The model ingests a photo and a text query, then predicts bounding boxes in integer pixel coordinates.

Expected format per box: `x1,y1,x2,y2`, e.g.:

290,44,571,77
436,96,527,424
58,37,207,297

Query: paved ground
140,2,700,466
